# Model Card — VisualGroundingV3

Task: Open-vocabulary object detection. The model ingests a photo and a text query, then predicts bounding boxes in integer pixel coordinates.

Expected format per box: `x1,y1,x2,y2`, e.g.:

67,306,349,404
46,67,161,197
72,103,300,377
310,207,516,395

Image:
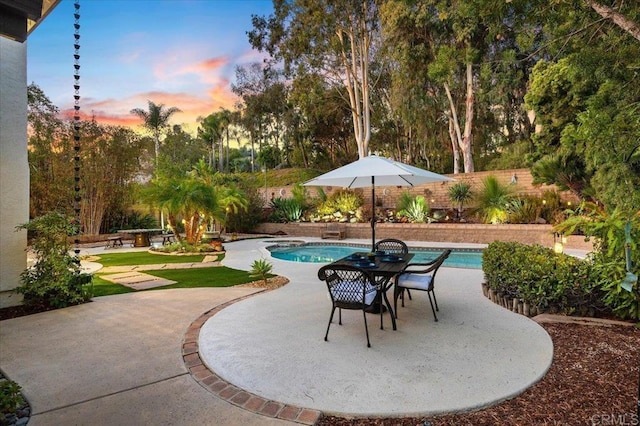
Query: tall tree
249,0,379,159
197,112,225,171
524,0,640,211
130,100,181,169
79,121,145,235
380,0,539,173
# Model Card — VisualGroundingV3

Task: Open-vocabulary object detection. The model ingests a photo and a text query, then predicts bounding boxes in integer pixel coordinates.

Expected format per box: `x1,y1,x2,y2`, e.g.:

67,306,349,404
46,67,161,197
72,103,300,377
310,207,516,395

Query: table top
117,228,163,233
330,252,414,279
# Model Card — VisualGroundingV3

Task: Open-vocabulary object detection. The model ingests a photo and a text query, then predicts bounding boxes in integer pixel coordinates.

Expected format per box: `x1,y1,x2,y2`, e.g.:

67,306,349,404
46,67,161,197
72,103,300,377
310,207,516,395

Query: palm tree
475,176,514,224
197,113,224,170
143,174,219,245
448,182,473,221
130,100,182,168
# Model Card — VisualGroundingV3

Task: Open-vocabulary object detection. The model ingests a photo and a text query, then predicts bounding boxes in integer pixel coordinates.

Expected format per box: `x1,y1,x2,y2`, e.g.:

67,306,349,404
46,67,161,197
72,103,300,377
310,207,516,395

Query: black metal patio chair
318,264,379,347
393,249,451,322
374,238,409,256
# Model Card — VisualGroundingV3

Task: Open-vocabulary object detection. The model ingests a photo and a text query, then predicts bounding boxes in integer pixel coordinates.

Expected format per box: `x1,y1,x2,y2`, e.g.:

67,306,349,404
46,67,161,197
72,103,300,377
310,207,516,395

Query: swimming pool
266,242,483,269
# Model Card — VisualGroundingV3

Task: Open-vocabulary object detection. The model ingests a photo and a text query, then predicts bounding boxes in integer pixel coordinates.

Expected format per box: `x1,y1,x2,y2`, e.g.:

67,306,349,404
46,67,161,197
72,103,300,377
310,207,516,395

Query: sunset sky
27,0,273,134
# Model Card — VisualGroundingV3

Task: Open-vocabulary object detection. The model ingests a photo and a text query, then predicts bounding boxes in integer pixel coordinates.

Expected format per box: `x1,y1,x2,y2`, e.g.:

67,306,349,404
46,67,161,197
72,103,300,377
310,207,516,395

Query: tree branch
586,0,640,41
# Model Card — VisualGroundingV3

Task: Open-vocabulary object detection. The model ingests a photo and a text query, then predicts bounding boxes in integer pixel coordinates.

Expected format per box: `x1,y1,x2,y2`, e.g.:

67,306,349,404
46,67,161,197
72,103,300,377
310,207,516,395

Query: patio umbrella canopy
304,155,454,250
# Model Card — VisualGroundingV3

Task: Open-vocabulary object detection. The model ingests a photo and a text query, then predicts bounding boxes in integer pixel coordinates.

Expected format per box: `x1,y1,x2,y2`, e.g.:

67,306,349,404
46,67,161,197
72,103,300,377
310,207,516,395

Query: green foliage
0,379,23,415
290,183,310,210
270,197,304,222
16,212,92,309
316,189,364,218
507,192,564,225
397,194,430,223
554,204,639,320
249,259,274,286
475,176,513,224
483,242,607,316
108,211,157,233
483,241,638,320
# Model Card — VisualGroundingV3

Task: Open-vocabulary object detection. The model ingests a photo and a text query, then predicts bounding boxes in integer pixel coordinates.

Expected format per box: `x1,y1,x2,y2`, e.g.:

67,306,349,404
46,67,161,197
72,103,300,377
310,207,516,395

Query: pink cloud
60,87,239,134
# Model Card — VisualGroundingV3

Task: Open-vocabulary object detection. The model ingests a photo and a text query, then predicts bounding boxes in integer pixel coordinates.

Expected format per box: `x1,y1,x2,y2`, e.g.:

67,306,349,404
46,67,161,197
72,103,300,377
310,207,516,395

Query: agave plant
249,258,274,286
398,195,429,223
270,198,304,222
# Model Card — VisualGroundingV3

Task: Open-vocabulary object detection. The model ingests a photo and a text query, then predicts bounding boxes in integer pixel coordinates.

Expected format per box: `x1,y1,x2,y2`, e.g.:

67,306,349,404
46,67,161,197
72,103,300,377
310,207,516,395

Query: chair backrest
318,265,377,307
429,249,451,283
374,238,409,255
397,249,452,288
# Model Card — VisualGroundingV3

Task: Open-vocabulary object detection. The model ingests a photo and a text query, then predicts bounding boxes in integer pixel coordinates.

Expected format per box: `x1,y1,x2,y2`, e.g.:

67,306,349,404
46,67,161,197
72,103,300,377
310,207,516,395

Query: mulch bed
318,322,639,425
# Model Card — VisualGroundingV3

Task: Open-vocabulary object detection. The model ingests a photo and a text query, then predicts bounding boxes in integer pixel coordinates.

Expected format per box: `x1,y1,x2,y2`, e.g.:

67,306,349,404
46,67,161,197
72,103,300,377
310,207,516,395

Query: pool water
266,243,483,269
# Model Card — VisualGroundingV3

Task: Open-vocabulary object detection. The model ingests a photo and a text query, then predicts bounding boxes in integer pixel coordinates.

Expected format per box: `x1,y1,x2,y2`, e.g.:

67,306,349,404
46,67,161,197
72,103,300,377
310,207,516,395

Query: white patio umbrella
304,155,455,250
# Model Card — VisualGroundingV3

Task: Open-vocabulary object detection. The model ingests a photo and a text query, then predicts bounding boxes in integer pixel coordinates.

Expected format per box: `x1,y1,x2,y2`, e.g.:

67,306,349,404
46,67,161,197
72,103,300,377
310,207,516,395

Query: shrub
475,176,513,224
315,189,364,219
16,212,93,309
0,379,23,415
483,242,609,317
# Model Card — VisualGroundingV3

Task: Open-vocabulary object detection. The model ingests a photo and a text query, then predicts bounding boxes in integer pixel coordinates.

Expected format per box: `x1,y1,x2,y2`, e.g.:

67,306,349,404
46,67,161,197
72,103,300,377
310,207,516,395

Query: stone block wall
253,222,593,251
264,168,580,210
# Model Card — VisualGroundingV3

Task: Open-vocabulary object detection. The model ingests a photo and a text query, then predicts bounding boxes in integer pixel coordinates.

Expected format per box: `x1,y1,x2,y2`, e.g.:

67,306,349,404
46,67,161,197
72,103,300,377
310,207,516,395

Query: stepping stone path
100,271,176,290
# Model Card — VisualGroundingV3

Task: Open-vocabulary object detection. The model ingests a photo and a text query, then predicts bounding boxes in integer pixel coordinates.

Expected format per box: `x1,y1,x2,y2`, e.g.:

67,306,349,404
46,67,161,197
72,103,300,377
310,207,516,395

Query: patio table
117,228,163,247
328,251,414,331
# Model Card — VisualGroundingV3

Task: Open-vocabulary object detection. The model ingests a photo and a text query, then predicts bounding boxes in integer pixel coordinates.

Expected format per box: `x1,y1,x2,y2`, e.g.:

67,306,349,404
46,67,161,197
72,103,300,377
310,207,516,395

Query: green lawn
92,251,218,267
89,252,261,297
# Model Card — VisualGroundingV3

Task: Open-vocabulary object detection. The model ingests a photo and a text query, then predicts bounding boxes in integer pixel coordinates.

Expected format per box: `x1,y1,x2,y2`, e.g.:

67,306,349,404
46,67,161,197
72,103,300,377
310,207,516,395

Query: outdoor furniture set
318,238,451,347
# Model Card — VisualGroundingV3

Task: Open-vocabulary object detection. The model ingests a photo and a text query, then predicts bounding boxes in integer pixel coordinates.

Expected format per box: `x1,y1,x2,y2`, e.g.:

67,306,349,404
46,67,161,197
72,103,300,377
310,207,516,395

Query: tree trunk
587,0,640,41
443,82,462,174
336,9,371,159
461,63,475,173
447,110,461,174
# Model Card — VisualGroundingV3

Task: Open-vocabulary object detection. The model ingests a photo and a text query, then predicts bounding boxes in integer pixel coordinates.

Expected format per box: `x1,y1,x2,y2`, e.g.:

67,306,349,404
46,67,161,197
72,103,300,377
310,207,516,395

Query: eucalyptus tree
379,0,540,174
130,100,182,169
249,0,380,159
158,124,208,178
233,63,292,168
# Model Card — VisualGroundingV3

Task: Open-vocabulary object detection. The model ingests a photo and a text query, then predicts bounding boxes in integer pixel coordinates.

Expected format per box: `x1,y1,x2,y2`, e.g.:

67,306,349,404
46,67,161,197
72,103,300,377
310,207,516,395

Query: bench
105,236,123,249
321,223,346,240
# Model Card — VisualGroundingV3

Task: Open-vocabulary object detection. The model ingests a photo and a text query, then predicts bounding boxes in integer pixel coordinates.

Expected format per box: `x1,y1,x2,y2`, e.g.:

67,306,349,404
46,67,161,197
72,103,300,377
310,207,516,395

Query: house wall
0,37,29,307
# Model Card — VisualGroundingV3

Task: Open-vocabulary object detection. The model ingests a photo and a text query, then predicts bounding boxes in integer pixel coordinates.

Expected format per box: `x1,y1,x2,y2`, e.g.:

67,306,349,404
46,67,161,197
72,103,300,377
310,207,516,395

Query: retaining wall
253,222,593,251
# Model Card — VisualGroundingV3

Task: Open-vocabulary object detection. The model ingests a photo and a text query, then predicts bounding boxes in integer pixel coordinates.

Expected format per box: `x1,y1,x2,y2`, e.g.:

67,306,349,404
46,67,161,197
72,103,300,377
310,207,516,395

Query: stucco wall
0,37,29,307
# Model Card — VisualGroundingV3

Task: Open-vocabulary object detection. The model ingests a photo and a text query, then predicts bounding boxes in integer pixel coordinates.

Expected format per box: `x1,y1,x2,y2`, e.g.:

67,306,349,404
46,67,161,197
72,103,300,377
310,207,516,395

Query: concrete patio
0,237,554,424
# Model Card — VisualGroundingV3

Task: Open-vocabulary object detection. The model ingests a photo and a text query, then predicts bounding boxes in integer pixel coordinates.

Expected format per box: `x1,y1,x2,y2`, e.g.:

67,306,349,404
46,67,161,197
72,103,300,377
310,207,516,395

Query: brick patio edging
182,290,322,425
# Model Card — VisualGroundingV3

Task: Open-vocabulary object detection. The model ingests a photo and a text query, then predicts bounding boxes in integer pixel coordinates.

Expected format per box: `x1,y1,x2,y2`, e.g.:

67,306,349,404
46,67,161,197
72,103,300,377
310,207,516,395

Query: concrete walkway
0,238,555,424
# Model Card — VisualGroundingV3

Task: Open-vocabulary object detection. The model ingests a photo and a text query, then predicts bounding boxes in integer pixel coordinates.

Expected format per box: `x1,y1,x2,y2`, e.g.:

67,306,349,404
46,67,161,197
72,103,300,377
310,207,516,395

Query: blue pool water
266,242,483,269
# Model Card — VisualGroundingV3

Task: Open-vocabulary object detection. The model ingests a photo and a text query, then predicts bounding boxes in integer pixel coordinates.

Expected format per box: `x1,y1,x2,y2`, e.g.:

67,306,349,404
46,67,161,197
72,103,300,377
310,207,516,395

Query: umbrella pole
371,177,375,251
